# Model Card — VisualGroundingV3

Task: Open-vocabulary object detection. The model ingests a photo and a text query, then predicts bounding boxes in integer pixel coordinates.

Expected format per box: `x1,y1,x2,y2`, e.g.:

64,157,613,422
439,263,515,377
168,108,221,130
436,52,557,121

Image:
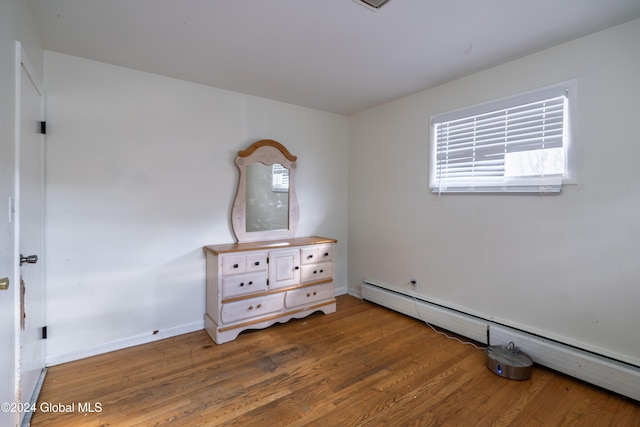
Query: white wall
44,52,348,364
348,18,640,367
0,1,43,425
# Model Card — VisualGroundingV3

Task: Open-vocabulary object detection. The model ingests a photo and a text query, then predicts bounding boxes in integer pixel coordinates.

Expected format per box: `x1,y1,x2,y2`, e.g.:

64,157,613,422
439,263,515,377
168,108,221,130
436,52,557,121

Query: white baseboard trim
347,289,361,299
46,321,204,366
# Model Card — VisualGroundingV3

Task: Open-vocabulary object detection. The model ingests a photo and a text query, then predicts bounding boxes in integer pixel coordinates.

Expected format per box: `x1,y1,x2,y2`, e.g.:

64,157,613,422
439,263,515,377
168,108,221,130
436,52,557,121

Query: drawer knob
233,264,239,269
313,270,317,274
240,282,245,287
324,252,329,257
307,254,313,259
248,281,253,285
254,261,260,266
307,293,311,297
248,305,253,310
313,291,317,296
294,266,299,270
257,304,262,308
320,269,324,273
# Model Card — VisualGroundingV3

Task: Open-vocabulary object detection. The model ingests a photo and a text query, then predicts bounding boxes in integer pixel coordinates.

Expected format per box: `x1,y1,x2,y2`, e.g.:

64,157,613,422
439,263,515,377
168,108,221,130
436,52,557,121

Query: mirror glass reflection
246,162,289,232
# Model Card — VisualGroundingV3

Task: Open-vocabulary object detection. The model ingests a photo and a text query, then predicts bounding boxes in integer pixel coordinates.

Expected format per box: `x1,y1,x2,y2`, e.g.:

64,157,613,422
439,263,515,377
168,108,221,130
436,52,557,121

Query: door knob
20,254,38,266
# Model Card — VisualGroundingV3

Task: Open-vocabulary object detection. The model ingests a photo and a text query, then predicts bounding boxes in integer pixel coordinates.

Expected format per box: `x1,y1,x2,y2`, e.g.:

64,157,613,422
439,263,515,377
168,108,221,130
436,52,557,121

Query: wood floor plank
30,295,639,426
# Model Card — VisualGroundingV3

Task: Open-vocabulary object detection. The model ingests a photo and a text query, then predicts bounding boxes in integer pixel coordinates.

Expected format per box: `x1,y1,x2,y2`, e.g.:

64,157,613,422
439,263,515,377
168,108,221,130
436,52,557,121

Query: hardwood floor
31,295,639,426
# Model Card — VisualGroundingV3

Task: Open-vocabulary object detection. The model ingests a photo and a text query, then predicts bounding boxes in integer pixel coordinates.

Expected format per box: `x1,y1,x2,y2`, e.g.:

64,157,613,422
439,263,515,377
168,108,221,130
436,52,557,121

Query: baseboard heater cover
490,324,640,401
361,281,488,344
362,280,640,401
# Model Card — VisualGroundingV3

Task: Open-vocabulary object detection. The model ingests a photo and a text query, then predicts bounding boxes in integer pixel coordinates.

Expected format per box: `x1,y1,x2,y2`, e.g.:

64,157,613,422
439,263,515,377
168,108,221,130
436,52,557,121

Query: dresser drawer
221,272,268,299
221,251,267,276
221,294,284,324
300,245,333,265
285,283,334,308
301,262,332,284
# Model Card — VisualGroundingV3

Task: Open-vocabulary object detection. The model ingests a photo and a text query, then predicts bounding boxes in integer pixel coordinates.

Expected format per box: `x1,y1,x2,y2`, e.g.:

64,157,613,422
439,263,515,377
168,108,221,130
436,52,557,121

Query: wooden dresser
204,236,337,344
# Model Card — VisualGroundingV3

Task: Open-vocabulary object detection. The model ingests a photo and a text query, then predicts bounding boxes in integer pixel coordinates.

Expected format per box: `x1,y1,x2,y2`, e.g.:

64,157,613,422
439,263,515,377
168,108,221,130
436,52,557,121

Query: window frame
429,80,577,194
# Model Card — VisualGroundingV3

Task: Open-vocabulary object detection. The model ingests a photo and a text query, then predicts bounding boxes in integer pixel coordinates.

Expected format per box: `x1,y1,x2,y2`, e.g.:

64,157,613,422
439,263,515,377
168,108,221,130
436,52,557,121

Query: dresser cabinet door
268,249,300,289
221,294,284,324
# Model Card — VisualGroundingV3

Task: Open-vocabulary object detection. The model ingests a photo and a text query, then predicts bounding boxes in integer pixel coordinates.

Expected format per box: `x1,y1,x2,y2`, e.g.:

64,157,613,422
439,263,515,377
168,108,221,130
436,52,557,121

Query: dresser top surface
204,236,337,255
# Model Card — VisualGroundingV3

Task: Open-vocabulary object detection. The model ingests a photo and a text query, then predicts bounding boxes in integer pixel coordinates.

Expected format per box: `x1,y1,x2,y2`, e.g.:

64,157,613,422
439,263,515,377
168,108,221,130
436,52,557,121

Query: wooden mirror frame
231,140,299,243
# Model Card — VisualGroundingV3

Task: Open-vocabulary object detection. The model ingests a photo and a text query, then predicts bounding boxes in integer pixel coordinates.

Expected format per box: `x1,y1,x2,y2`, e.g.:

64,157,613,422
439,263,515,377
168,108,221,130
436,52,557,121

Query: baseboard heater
362,280,640,401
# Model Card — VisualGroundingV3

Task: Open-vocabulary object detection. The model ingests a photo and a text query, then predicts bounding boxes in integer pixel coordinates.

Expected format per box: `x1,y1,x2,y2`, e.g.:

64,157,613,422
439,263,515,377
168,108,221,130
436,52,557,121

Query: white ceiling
27,0,640,116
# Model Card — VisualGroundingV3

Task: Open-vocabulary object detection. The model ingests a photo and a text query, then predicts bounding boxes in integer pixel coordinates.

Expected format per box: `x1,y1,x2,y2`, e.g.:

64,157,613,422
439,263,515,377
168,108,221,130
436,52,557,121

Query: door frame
13,40,46,424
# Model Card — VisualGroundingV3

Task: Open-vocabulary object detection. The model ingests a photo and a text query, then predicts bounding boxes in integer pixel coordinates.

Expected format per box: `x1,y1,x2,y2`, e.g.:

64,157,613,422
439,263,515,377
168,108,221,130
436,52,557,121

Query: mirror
245,162,289,232
231,140,299,242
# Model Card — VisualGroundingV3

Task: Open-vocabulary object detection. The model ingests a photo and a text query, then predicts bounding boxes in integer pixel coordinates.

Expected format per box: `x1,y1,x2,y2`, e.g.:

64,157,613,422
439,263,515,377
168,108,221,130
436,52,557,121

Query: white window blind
430,83,574,194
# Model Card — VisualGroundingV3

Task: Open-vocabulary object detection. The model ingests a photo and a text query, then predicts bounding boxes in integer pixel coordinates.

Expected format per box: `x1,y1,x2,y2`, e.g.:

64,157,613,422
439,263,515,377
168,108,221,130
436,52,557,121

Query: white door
16,45,46,416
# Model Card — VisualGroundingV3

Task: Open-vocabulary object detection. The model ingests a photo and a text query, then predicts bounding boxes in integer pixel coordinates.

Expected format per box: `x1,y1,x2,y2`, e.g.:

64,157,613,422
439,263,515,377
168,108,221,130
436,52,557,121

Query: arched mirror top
237,139,297,162
231,140,299,243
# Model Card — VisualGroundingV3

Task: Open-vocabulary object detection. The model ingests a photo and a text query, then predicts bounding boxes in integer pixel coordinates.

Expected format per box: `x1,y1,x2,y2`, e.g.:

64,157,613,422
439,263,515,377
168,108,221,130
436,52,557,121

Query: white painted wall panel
349,19,640,367
43,52,348,364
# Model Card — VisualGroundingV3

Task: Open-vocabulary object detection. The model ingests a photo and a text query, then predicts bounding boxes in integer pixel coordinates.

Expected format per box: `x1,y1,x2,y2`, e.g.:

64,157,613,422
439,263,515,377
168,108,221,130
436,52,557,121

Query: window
430,81,576,194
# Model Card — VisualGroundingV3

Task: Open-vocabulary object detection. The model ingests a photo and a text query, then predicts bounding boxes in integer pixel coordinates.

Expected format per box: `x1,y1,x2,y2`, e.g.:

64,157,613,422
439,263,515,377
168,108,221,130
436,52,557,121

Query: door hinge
40,121,46,135
42,326,47,339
